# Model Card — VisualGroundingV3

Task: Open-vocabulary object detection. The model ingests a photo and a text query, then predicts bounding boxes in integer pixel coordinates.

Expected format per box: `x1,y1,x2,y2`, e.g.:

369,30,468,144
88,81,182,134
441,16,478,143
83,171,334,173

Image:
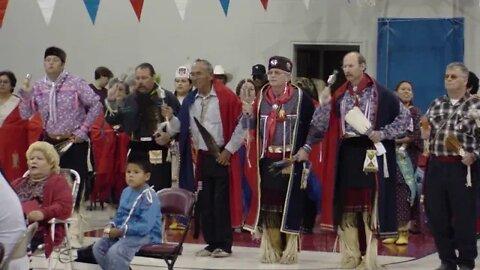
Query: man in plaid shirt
422,62,480,270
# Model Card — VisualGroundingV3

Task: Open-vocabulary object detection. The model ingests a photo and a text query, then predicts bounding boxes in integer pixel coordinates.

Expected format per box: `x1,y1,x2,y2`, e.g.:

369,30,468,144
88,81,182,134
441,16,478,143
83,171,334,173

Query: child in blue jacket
93,158,161,270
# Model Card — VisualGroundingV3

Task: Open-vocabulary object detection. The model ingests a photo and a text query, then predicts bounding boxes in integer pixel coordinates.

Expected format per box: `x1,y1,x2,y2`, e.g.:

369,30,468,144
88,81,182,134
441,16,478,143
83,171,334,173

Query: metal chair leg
65,224,74,270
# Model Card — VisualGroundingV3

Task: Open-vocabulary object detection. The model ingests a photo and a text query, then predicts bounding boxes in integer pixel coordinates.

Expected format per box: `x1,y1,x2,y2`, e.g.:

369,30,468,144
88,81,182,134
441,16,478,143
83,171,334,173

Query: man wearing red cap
242,56,315,264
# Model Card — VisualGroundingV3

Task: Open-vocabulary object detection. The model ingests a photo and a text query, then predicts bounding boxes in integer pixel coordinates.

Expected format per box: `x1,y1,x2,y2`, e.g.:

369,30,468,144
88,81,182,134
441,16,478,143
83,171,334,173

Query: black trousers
129,141,172,192
150,163,172,192
424,157,478,269
200,153,232,253
58,141,89,209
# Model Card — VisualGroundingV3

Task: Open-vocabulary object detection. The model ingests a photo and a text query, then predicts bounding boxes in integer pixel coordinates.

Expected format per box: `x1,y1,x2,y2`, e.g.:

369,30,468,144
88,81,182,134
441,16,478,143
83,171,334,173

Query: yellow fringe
260,227,282,263
363,212,383,270
339,213,361,269
279,233,299,264
161,216,167,243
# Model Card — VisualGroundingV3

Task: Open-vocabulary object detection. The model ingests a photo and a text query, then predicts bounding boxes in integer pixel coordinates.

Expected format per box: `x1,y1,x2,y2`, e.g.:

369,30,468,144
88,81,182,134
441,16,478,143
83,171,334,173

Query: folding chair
0,222,39,270
22,169,81,270
48,169,81,270
135,188,196,270
0,243,4,266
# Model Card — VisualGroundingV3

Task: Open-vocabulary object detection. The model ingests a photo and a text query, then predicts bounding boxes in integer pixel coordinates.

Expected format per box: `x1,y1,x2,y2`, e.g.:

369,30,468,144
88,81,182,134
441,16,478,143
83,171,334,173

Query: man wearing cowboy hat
213,65,232,85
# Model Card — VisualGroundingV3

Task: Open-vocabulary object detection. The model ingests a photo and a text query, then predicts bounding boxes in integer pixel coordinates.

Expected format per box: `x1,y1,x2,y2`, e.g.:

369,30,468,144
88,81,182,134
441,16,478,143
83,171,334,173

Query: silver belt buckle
140,137,152,142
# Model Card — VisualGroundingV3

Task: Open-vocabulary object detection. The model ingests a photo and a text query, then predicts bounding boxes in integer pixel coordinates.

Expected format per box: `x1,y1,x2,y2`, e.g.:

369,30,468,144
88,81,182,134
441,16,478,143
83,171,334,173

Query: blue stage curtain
377,18,464,112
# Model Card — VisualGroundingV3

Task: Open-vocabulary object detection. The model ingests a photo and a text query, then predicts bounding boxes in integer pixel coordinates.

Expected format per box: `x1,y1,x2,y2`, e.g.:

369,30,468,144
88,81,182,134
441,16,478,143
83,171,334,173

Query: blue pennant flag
83,0,100,24
219,0,229,16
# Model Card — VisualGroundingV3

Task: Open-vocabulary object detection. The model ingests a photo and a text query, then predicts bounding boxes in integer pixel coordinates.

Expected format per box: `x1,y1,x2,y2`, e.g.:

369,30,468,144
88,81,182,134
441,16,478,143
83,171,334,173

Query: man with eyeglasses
296,51,411,269
240,56,315,264
421,62,480,270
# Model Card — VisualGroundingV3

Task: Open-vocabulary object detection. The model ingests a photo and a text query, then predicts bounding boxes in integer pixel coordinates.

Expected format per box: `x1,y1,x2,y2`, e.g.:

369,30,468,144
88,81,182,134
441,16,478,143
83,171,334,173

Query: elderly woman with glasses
0,71,42,182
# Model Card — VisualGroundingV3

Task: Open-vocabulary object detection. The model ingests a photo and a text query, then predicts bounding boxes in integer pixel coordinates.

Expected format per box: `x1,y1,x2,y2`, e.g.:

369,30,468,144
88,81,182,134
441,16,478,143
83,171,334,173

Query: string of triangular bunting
0,0,340,28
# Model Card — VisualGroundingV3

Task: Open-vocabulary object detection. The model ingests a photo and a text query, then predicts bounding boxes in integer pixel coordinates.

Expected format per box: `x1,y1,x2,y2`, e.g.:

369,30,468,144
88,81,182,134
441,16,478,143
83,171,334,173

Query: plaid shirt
426,94,480,157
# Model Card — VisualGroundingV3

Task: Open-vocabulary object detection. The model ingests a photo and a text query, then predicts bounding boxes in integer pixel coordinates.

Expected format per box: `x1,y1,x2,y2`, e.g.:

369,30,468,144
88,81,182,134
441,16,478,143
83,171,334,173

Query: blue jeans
92,235,151,270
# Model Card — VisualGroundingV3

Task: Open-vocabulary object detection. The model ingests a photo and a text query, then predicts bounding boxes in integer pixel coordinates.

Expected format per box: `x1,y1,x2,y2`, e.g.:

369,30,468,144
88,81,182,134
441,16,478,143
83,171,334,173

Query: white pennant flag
174,0,189,20
37,0,56,25
303,0,310,9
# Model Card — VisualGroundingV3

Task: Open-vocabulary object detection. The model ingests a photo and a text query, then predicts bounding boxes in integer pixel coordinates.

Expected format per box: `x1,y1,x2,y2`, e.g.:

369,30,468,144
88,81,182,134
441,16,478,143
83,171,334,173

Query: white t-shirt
0,172,29,269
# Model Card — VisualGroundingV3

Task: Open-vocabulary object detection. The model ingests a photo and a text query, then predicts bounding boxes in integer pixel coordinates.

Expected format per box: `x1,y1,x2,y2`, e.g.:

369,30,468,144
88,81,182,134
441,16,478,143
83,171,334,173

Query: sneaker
434,263,457,270
211,248,231,258
195,248,212,257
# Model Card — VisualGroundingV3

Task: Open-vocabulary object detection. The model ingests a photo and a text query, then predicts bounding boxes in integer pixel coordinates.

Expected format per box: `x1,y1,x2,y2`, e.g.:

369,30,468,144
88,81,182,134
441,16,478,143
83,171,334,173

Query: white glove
398,145,407,158
327,74,336,85
318,88,332,106
468,109,480,126
468,109,480,119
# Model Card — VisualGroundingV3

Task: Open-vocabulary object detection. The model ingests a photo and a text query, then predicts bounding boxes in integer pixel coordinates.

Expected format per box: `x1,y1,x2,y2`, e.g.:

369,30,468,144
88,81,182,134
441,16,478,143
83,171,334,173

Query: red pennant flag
260,0,268,11
130,0,144,21
0,0,9,28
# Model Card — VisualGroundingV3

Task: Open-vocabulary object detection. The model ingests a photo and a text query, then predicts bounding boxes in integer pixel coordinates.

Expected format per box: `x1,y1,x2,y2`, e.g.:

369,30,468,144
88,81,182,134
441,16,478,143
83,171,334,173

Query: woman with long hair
383,80,423,245
0,71,42,182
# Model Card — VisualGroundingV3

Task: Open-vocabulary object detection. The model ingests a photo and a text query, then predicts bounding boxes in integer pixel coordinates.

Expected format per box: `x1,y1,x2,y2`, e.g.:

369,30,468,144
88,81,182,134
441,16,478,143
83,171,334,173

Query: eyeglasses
267,70,287,76
0,80,10,84
444,74,459,80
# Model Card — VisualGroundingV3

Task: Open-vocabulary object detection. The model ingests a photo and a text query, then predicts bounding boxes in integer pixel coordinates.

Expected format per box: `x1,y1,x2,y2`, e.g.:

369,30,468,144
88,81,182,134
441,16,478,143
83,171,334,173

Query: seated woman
11,141,73,258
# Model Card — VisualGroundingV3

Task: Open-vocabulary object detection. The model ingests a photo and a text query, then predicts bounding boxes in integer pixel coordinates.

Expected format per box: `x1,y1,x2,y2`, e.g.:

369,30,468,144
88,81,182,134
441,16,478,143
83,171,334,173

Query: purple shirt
307,84,410,145
18,71,102,141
